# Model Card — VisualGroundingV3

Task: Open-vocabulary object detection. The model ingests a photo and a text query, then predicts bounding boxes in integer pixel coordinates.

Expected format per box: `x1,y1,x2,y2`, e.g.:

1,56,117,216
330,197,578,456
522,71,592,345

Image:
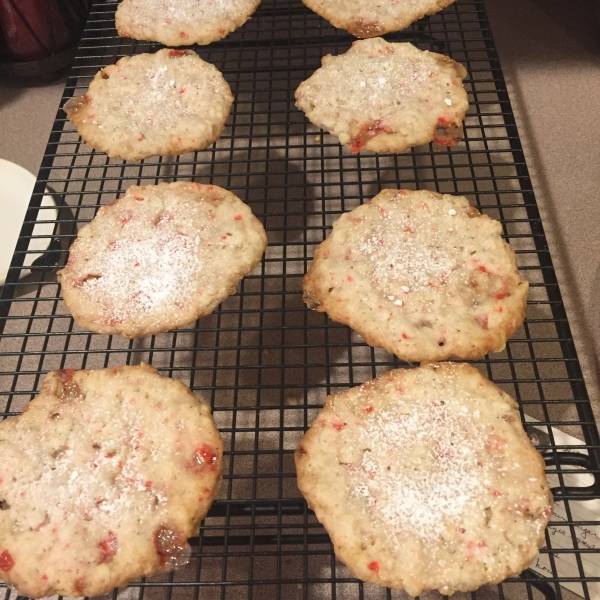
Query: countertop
1,0,599,410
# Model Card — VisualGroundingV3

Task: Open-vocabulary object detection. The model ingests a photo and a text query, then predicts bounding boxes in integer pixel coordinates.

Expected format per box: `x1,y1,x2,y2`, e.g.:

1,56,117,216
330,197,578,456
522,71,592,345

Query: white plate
0,159,58,285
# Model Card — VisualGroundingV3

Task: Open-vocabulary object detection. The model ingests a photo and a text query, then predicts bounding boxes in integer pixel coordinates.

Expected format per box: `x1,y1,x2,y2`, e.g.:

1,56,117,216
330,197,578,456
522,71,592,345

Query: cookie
116,0,261,46
57,182,267,339
0,363,224,599
295,362,553,595
63,49,233,162
295,38,468,153
303,189,528,362
303,0,456,38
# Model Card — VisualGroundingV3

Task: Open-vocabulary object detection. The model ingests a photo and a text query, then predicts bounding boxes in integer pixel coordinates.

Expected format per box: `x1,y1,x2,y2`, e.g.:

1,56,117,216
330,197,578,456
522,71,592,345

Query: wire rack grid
1,0,600,600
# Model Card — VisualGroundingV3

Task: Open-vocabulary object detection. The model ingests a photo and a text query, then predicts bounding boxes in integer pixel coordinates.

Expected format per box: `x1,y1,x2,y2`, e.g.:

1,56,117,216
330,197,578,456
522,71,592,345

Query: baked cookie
295,38,468,153
57,182,267,338
296,362,553,595
0,363,223,599
116,0,261,46
303,189,528,362
64,49,233,162
303,0,456,38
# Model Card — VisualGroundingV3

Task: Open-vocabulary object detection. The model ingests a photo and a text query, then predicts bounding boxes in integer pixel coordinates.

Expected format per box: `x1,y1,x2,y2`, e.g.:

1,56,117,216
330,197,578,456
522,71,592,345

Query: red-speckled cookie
57,182,267,339
303,188,528,362
0,364,223,599
64,49,233,162
295,38,468,154
116,0,261,46
296,363,553,595
303,0,456,38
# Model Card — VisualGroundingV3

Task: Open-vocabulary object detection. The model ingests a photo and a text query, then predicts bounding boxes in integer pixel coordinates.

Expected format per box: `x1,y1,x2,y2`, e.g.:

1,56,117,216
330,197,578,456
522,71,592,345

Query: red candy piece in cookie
302,0,457,38
154,526,191,569
98,532,118,563
0,364,223,598
0,551,15,572
367,560,380,573
295,38,468,155
303,188,528,362
57,182,267,339
347,18,384,38
63,49,233,162
115,0,261,47
295,363,553,595
349,120,391,154
485,433,506,454
59,368,75,381
189,444,218,472
75,577,87,595
475,314,489,330
433,118,464,147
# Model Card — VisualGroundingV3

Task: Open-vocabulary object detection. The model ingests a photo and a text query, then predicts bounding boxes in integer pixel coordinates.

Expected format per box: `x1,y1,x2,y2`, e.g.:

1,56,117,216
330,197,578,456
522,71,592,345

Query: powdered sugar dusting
19,399,169,528
8,380,172,532
116,0,260,46
295,38,468,152
59,182,268,337
93,51,230,138
304,42,434,117
350,401,484,541
66,49,233,161
355,196,462,296
0,365,224,595
121,0,250,28
81,231,200,324
303,0,456,36
303,188,528,361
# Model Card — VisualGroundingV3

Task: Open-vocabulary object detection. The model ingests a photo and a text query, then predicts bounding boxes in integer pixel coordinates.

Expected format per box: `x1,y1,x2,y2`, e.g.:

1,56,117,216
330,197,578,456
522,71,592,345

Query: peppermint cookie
296,363,553,595
295,38,468,153
57,182,267,338
303,189,528,362
303,0,456,38
116,0,261,46
0,363,223,599
64,49,233,162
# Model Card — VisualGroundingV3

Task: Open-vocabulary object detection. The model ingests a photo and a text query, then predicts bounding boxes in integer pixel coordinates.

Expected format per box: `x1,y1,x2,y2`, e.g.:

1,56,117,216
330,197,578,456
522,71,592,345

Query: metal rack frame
2,0,600,599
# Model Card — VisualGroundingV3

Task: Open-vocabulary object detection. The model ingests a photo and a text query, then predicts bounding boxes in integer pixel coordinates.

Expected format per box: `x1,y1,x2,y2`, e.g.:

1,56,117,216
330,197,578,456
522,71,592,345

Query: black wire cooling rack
2,1,600,599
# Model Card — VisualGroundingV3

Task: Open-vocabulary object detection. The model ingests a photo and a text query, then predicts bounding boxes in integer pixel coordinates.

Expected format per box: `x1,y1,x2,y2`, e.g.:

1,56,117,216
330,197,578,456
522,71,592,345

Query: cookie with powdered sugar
63,49,233,162
303,0,456,38
0,363,223,598
57,182,267,338
116,0,261,46
295,38,468,154
296,362,553,595
303,188,528,362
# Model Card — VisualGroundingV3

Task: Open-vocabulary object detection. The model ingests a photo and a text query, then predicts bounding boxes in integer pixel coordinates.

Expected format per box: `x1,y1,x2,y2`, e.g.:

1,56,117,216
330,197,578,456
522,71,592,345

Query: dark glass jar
0,0,90,84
